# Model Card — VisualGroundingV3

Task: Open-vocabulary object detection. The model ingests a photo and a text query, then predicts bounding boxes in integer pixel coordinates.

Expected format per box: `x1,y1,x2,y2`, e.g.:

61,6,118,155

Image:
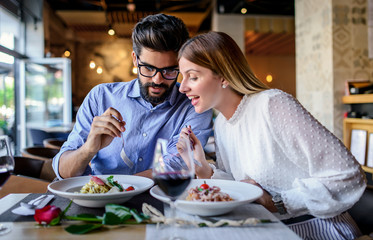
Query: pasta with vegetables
80,176,135,194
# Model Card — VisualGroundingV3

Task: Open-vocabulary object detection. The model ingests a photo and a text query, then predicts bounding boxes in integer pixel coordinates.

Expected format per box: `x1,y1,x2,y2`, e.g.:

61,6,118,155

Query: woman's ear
221,78,229,87
131,51,137,66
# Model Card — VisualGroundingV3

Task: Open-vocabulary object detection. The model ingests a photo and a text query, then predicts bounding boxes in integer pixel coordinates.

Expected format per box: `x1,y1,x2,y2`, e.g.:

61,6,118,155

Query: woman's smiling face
179,57,224,113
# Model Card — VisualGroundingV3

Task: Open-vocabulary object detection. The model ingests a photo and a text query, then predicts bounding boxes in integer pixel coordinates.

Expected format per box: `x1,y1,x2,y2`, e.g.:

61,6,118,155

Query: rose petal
34,205,62,224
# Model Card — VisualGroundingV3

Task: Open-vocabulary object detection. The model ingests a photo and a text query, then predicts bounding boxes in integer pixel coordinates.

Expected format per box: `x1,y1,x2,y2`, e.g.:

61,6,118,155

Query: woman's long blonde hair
178,31,269,95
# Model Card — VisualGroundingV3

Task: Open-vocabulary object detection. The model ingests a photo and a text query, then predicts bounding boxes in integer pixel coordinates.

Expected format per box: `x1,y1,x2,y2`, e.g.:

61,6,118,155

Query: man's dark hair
132,13,189,56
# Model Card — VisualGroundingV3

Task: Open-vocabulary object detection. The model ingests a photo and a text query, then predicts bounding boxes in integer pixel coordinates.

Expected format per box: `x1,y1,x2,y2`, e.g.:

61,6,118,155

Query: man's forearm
58,145,96,179
134,169,153,179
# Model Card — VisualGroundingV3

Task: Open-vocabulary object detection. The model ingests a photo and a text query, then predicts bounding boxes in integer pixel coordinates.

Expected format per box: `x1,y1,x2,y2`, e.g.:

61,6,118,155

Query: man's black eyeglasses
137,56,179,80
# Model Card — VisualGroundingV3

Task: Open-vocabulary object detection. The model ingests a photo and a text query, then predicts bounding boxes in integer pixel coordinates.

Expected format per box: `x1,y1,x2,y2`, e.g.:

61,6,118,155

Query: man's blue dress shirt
52,79,213,179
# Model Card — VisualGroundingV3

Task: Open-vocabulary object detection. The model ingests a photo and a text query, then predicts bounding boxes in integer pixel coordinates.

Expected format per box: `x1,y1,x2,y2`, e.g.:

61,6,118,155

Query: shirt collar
128,79,180,106
128,78,141,98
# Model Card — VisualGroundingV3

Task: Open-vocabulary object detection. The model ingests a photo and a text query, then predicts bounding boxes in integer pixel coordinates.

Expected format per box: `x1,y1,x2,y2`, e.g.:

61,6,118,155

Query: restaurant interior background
0,0,372,156
1,0,373,235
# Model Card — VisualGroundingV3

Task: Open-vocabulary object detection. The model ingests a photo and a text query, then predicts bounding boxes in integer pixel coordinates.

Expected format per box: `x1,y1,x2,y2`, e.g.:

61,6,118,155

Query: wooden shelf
343,118,373,174
342,94,373,104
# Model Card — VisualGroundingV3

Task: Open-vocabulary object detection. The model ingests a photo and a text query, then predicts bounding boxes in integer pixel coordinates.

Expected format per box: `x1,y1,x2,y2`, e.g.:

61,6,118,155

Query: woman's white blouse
212,89,366,219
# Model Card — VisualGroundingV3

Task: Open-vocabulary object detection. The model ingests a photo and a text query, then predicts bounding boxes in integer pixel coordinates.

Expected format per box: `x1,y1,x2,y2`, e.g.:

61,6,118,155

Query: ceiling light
89,60,96,69
108,28,115,36
132,66,138,75
127,3,136,12
266,74,273,83
97,66,103,74
241,8,247,14
108,25,115,36
63,50,71,57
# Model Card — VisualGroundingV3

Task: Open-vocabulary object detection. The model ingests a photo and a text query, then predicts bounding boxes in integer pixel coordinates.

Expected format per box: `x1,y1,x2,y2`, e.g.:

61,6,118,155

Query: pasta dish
80,175,135,194
186,182,233,202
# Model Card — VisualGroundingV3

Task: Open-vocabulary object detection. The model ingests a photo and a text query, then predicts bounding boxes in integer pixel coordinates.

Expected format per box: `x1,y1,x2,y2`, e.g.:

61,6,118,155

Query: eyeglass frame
136,56,179,80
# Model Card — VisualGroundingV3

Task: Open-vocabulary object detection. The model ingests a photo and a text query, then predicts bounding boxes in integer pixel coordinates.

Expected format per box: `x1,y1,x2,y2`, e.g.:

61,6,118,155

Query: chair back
43,138,65,150
28,128,53,146
39,159,56,181
13,156,44,179
21,147,60,161
13,156,56,182
21,147,59,181
28,128,68,147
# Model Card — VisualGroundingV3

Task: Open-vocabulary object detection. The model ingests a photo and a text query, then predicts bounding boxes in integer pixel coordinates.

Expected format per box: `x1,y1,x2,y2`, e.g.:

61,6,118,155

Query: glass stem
169,200,177,239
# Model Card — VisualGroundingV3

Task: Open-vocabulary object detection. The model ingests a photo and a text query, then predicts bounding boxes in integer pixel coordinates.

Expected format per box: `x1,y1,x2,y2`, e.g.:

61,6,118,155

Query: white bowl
48,175,154,208
150,179,263,216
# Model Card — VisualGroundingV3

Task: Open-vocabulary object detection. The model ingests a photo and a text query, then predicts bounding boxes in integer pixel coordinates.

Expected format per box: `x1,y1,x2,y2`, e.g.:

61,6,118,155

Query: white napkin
146,204,301,240
11,195,55,216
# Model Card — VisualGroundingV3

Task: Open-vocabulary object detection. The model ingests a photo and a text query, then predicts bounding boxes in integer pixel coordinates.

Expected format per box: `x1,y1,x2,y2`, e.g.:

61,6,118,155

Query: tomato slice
199,183,209,190
126,186,135,191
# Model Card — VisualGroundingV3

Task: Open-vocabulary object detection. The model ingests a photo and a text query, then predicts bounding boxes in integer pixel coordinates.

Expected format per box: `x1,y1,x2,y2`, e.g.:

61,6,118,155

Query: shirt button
150,110,154,113
143,133,147,137
139,157,143,162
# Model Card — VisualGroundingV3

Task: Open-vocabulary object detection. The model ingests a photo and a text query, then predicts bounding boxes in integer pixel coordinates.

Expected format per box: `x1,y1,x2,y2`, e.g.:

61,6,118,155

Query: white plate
48,175,154,208
150,179,263,216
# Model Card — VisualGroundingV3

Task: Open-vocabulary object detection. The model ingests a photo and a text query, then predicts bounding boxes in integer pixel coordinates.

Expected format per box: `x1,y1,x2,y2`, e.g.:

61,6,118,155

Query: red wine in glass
0,168,12,187
153,172,191,200
152,138,194,240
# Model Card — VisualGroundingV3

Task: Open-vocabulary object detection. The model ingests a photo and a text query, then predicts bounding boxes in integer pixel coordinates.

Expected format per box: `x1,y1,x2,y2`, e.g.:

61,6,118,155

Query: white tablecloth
146,203,301,240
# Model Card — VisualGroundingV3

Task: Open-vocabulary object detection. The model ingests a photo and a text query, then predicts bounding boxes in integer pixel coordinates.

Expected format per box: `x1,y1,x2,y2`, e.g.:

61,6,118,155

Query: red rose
34,205,62,225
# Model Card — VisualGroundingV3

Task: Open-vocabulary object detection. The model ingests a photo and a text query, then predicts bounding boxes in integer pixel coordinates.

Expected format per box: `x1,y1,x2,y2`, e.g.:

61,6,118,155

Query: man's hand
59,107,126,179
84,107,126,155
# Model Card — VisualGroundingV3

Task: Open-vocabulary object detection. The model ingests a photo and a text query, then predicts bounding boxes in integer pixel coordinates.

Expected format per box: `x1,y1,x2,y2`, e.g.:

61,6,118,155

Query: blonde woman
176,31,366,240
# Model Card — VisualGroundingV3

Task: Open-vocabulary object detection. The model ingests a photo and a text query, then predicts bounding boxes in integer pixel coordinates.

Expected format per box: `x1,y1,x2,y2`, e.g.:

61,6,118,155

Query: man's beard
138,79,176,105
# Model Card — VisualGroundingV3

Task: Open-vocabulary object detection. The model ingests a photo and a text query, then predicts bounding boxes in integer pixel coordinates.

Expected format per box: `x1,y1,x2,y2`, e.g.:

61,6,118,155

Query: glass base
161,235,185,240
0,223,12,235
169,237,185,240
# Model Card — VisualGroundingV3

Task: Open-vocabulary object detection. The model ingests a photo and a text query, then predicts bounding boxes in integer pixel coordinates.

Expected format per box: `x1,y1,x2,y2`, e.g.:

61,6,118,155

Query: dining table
0,187,301,239
0,175,50,199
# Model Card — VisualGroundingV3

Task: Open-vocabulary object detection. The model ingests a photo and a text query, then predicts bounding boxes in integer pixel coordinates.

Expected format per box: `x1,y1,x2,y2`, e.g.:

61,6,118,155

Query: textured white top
212,89,366,219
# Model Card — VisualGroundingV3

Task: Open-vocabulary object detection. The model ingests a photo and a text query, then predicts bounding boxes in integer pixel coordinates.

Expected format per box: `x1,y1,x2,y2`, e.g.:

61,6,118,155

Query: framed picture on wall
350,129,367,165
367,133,373,167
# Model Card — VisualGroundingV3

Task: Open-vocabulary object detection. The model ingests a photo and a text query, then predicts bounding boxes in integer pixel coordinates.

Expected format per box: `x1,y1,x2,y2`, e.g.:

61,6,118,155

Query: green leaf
106,176,123,191
140,213,150,220
75,213,100,219
64,215,102,222
103,212,122,225
49,216,61,226
130,209,144,223
105,204,132,223
65,224,103,234
260,219,273,223
106,204,130,212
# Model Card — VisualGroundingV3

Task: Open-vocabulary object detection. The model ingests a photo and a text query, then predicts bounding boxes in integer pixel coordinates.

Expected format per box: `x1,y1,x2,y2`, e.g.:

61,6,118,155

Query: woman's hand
176,126,212,178
240,179,277,213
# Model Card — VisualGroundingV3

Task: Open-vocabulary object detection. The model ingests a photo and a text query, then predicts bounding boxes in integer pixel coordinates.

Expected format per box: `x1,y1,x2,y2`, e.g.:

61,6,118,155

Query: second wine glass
0,135,15,236
152,138,194,240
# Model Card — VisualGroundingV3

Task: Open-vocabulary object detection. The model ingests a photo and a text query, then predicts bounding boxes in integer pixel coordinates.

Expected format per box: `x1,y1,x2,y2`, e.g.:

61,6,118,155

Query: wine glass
0,135,15,235
152,138,194,240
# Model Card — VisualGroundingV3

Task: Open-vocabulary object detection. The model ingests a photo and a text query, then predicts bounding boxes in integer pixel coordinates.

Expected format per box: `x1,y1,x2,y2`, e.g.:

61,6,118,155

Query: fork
20,195,48,209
